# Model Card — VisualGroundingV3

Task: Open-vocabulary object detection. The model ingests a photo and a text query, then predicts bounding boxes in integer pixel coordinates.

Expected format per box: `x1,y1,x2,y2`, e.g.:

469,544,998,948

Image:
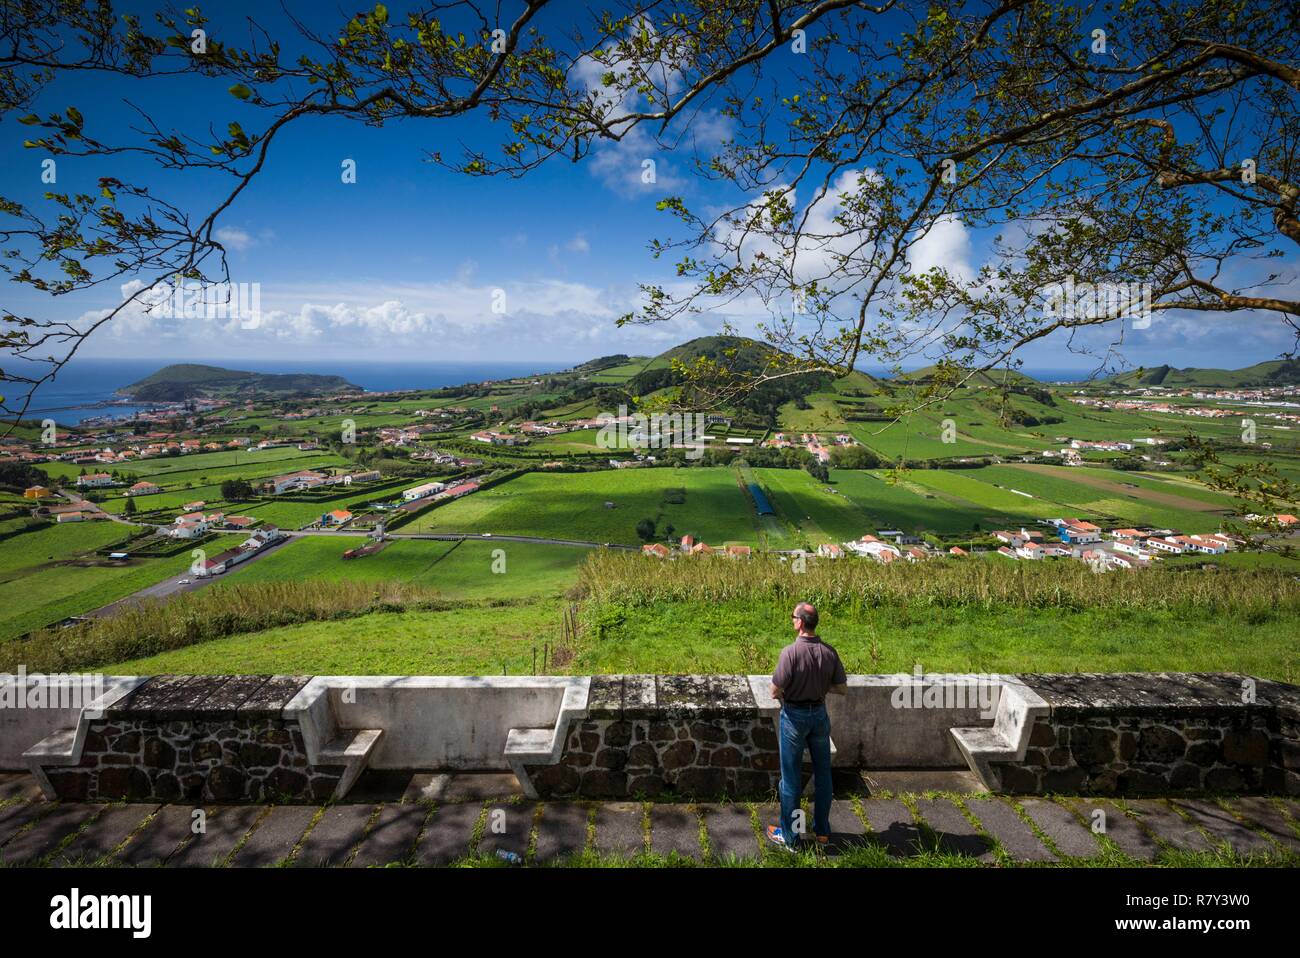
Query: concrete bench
317,728,385,800
287,676,591,799
950,678,1049,790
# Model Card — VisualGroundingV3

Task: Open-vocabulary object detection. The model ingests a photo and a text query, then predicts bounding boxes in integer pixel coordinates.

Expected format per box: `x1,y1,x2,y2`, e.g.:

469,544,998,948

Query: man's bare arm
770,683,784,700
829,684,848,696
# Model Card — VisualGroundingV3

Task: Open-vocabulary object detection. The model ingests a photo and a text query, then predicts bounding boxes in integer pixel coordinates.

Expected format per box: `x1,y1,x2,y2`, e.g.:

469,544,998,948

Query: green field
225,536,586,599
748,467,868,544
108,601,567,675
828,469,996,533
0,523,246,641
573,599,1298,680
403,468,760,544
105,578,1299,681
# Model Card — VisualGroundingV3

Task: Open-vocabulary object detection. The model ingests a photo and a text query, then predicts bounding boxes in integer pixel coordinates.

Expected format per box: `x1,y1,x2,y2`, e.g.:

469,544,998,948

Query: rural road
387,532,638,550
83,535,297,620
58,491,145,527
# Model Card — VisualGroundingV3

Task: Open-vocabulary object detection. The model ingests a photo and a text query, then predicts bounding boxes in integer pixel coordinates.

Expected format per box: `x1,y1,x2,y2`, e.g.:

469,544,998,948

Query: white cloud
81,276,747,360
906,215,974,282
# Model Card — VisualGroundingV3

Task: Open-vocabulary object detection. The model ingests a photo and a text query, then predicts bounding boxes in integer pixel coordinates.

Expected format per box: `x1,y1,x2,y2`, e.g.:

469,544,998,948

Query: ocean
11,357,1104,426
12,358,568,425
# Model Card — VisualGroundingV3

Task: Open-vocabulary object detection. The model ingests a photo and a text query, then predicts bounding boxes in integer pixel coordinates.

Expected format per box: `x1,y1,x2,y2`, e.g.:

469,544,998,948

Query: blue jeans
778,703,832,846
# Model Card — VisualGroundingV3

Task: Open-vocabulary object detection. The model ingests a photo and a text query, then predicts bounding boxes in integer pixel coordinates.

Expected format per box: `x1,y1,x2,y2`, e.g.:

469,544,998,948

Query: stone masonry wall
1002,711,1275,794
1000,673,1300,796
524,674,780,800
44,674,341,804
46,716,340,803
525,716,779,799
25,671,1300,802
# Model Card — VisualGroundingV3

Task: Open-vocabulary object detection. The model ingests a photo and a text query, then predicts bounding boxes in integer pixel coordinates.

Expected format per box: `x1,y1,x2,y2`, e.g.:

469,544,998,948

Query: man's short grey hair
794,602,818,631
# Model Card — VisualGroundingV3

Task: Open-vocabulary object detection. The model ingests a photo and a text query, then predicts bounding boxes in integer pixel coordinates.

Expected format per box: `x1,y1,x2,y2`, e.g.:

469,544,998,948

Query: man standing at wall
766,601,848,851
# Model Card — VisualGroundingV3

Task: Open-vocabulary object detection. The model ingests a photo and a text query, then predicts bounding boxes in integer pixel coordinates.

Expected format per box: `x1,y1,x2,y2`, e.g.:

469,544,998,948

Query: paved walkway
1,774,1297,867
2,769,1300,868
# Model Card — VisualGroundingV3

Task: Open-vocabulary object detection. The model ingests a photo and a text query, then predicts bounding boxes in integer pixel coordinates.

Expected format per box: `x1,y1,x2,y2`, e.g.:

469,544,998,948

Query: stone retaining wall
524,675,780,799
47,716,340,803
12,671,1300,802
525,716,780,799
44,674,338,803
997,673,1300,796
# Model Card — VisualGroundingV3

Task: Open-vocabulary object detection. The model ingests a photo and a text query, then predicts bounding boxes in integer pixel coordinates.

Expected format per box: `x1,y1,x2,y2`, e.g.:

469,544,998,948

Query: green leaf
228,83,253,100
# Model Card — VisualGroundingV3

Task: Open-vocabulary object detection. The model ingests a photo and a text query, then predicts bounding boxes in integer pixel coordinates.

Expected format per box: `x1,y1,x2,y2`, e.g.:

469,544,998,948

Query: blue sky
3,1,1297,375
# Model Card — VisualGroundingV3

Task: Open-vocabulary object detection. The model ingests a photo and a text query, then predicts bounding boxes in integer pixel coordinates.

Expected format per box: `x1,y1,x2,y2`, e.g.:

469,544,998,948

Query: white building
403,481,446,502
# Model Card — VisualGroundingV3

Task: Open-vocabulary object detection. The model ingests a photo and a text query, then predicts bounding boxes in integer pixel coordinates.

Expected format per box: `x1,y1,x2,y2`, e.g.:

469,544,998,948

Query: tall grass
0,580,449,673
578,553,1300,615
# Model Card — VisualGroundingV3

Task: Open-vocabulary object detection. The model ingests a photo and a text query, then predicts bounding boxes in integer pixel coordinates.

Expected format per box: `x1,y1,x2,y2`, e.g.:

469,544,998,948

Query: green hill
119,364,360,401
1102,360,1300,388
627,336,841,427
896,364,1039,387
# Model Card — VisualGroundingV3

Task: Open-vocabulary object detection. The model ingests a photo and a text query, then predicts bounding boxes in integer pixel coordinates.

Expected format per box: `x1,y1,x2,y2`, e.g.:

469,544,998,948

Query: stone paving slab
861,770,983,794
0,803,94,864
230,805,317,867
1122,800,1216,854
913,798,993,859
294,804,376,867
592,803,644,857
1020,798,1103,859
534,803,589,862
350,803,428,867
859,798,924,856
702,804,757,861
118,805,198,866
168,805,264,867
1172,799,1279,858
0,801,44,846
54,804,157,866
650,805,701,859
478,803,535,861
0,791,1296,867
1229,797,1300,852
965,798,1055,862
414,803,481,865
1063,799,1159,862
0,774,43,801
826,800,867,850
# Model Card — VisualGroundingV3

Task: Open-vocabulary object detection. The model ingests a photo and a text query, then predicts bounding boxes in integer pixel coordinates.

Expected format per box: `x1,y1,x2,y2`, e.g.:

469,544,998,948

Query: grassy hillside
98,552,1300,680
1101,360,1300,388
120,363,360,400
